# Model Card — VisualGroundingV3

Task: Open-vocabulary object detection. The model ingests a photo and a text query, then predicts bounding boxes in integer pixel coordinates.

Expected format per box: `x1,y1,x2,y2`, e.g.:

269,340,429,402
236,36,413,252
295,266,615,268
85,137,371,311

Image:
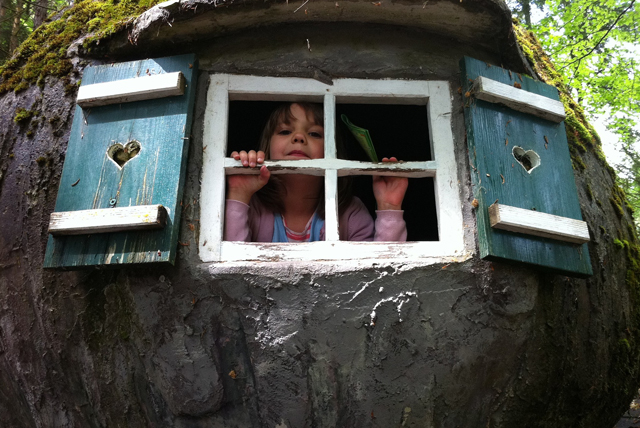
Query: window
199,75,465,262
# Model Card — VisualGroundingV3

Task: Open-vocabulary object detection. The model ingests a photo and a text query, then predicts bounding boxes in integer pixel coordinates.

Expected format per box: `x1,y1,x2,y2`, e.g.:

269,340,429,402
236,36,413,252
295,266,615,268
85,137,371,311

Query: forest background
0,0,638,217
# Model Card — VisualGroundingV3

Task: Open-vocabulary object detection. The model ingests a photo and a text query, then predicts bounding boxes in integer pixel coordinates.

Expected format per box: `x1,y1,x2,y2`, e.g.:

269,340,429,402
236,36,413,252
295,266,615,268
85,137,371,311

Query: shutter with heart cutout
44,54,198,268
460,56,592,277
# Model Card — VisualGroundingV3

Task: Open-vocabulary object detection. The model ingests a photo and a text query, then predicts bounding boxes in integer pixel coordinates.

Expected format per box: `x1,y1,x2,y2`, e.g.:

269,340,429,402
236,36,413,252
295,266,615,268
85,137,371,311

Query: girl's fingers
237,150,249,166
259,165,271,183
232,150,265,167
248,150,257,167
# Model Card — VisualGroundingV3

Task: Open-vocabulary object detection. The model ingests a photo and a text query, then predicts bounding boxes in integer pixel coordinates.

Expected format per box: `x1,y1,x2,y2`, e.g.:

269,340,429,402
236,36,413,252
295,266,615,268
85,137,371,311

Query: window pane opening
345,176,438,241
223,171,328,243
336,103,437,241
336,103,432,162
228,101,292,155
226,101,329,243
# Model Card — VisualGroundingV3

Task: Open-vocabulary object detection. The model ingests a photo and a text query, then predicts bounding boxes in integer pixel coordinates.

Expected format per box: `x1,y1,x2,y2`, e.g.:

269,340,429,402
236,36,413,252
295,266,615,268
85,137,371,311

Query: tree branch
559,0,636,70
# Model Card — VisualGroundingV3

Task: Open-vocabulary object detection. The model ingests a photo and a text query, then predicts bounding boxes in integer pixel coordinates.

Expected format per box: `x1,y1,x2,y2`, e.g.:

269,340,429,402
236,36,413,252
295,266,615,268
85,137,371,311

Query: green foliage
0,0,162,95
507,0,639,138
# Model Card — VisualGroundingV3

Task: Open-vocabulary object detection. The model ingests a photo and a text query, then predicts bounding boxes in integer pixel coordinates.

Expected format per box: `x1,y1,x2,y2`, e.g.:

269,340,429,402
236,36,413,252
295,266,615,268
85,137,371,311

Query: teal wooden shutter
461,56,592,277
44,54,198,268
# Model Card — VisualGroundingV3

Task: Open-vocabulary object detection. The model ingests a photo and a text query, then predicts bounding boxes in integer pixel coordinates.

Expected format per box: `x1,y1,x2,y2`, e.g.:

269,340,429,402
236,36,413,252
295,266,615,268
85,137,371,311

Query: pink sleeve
224,200,252,241
341,198,407,242
374,210,407,242
343,199,375,241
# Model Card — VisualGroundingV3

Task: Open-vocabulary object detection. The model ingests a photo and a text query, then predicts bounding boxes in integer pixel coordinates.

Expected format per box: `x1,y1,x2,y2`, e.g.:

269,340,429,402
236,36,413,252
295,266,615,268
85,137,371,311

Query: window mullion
324,93,337,158
323,93,339,241
325,170,339,241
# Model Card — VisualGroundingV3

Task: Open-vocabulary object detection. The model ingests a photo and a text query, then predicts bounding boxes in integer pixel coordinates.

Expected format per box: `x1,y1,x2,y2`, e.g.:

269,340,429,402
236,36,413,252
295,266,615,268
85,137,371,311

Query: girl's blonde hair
256,102,352,217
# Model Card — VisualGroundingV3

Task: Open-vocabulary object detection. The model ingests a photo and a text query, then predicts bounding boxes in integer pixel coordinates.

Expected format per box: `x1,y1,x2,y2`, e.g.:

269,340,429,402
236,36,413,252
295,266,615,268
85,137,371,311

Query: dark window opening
336,103,432,162
336,104,437,241
227,101,439,242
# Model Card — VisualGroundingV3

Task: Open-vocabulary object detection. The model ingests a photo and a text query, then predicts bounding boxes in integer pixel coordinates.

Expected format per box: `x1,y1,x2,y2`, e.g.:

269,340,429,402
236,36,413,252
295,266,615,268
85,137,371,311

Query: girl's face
269,104,324,160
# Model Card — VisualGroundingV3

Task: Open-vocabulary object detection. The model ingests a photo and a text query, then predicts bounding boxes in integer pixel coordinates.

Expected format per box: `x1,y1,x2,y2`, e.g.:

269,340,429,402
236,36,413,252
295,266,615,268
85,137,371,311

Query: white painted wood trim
199,75,230,262
427,81,465,255
198,74,467,263
324,93,336,159
225,75,431,104
220,241,466,262
488,203,590,244
77,72,185,108
49,205,167,235
323,94,339,241
472,76,566,123
224,158,436,178
325,169,339,241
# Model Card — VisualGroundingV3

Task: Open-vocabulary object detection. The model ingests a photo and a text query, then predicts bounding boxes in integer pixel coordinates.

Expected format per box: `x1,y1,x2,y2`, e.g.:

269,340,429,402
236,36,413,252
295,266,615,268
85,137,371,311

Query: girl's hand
227,150,270,204
373,157,409,210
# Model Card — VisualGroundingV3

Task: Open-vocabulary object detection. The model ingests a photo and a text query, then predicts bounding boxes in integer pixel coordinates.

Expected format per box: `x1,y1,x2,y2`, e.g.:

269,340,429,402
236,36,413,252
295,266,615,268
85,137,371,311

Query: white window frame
199,74,465,263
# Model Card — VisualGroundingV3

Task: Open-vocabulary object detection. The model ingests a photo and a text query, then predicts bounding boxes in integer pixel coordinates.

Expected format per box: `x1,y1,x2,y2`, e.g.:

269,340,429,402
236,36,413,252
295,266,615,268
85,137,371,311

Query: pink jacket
224,197,407,242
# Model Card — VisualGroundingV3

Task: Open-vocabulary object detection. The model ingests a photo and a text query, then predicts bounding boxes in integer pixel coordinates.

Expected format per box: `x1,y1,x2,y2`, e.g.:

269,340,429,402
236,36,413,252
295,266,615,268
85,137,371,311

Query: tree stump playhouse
1,0,639,426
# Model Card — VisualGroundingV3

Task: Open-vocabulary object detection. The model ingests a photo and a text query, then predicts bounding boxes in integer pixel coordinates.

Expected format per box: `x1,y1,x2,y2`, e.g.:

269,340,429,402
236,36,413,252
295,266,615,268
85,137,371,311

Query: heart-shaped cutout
512,146,540,174
107,140,141,168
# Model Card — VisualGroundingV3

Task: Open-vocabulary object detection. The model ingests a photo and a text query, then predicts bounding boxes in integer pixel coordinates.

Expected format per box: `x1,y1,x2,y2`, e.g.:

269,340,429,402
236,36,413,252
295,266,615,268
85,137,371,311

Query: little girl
224,102,408,242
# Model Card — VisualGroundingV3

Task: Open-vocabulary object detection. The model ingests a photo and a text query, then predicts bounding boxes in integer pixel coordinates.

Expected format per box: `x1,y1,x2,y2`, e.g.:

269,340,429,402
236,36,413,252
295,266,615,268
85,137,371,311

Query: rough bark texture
32,0,49,30
0,1,639,427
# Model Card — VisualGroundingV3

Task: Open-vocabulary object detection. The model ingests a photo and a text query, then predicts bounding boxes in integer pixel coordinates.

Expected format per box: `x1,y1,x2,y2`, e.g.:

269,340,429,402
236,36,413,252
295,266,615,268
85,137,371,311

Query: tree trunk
33,0,49,30
9,0,24,54
0,0,9,60
522,0,532,28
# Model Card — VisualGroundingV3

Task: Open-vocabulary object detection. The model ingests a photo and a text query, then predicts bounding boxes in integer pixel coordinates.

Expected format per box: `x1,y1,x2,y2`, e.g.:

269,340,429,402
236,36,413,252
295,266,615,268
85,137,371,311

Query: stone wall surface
0,1,639,427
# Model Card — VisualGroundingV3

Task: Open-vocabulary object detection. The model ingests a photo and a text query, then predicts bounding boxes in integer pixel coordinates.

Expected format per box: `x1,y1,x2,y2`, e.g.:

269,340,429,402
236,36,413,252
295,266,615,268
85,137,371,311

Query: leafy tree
0,0,70,64
509,0,638,126
508,0,547,28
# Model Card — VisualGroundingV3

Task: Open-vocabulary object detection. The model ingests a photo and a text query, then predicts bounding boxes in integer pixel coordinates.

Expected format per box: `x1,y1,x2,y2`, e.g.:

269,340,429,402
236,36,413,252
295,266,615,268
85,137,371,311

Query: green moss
0,0,162,95
81,277,140,351
614,239,627,250
585,183,594,201
600,226,607,235
14,108,35,125
611,197,625,219
571,153,586,171
620,338,632,352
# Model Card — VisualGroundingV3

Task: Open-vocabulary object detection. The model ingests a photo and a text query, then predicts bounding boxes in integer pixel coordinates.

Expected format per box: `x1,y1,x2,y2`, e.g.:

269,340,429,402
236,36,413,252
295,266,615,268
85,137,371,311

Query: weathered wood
49,205,167,235
224,158,436,177
461,56,592,277
44,54,198,268
220,241,468,262
323,93,340,241
488,203,589,244
472,76,566,123
76,71,185,108
199,74,230,262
